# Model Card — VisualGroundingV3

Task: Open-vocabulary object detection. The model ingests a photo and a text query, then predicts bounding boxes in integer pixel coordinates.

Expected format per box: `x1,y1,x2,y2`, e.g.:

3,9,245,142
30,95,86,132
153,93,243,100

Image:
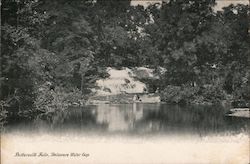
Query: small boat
226,108,250,118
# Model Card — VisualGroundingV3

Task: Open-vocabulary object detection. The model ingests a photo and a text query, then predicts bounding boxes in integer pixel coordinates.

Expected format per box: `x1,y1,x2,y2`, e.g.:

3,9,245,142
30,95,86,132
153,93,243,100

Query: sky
131,0,249,11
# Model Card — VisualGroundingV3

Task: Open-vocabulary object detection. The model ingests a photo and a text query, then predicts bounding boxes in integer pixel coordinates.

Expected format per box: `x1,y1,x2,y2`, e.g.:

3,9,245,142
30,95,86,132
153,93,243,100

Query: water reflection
95,103,144,131
7,103,250,135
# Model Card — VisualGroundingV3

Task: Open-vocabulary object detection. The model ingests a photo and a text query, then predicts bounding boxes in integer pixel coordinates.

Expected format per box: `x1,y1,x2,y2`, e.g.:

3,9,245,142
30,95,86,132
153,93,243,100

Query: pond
7,103,249,136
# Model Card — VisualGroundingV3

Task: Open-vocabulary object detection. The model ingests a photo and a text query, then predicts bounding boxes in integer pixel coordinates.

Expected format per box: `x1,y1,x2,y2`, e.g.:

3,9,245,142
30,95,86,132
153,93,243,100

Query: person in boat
155,87,159,93
133,94,141,102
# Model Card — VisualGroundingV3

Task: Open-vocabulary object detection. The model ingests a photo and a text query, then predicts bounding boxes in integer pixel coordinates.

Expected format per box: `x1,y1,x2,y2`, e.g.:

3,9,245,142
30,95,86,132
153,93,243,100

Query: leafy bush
161,85,182,103
160,84,226,105
160,85,199,104
0,100,9,131
34,84,85,114
199,85,227,104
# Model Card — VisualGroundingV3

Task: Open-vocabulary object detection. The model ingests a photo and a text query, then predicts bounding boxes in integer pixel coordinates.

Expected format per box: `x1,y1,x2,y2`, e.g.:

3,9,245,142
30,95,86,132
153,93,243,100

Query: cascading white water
93,67,149,95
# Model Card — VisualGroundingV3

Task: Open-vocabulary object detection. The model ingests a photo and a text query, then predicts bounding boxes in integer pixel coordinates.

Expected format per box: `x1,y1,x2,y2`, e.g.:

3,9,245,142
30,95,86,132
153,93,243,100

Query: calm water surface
7,104,250,136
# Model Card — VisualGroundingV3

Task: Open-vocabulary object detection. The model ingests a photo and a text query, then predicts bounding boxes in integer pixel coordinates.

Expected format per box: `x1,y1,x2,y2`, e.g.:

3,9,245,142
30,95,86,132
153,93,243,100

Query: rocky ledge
86,93,160,105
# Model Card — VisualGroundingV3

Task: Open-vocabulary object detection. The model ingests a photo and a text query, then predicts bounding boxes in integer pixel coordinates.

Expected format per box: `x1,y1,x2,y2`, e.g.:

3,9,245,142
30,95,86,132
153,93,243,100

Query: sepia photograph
0,0,250,163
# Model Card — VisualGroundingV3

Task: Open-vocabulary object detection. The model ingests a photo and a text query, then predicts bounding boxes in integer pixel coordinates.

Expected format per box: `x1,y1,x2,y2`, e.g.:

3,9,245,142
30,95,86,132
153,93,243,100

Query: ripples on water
6,104,250,136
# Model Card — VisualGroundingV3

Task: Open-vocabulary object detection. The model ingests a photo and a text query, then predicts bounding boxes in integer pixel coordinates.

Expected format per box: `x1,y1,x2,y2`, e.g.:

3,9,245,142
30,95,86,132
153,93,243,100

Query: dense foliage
1,0,249,128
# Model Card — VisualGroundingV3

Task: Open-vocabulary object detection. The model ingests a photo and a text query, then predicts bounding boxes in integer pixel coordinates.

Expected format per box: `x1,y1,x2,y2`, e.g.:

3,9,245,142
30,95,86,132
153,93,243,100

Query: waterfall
93,67,147,95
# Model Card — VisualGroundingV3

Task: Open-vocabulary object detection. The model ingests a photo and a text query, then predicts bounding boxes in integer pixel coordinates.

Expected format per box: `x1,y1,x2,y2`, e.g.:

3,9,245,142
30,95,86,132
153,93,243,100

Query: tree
1,0,50,119
158,0,216,86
